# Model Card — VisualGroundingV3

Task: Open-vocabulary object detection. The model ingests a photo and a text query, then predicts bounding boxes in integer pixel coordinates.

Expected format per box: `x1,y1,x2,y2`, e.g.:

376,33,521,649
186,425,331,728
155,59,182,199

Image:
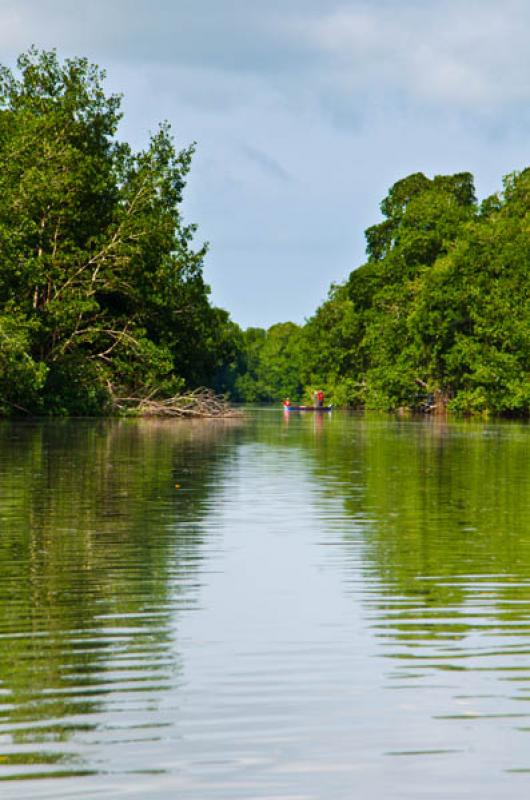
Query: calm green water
2,411,530,798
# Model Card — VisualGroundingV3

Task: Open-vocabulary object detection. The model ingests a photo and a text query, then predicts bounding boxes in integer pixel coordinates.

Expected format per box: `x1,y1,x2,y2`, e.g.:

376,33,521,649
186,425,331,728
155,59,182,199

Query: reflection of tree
275,414,530,643
0,418,239,768
342,418,530,598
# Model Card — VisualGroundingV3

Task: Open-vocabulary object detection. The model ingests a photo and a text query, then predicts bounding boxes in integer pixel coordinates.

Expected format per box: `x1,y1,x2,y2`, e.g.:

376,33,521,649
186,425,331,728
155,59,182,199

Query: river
1,410,530,798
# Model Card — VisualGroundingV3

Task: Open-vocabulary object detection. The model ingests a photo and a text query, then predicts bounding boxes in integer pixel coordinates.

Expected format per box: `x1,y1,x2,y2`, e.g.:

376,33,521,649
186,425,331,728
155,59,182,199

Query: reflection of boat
283,405,333,412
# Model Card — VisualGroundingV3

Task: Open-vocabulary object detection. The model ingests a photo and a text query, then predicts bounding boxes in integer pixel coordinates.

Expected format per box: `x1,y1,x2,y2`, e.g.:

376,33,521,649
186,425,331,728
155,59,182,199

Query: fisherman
283,398,291,407
316,389,324,408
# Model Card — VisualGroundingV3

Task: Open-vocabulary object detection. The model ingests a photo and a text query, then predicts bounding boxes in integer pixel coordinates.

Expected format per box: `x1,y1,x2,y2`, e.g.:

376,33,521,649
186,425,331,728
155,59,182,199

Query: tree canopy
0,48,238,415
2,49,530,417
215,165,530,415
296,169,530,414
232,323,304,403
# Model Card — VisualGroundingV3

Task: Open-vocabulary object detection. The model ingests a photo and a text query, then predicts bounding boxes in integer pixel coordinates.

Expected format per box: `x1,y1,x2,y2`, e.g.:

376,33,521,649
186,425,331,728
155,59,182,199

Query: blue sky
2,0,530,327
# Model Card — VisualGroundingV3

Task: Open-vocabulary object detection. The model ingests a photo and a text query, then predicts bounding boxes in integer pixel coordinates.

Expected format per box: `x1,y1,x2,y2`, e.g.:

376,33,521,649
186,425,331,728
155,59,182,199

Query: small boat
283,405,333,412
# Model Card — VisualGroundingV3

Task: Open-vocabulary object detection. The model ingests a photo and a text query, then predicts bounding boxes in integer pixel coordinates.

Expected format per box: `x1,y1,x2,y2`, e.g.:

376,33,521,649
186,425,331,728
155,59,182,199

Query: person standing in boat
316,390,324,408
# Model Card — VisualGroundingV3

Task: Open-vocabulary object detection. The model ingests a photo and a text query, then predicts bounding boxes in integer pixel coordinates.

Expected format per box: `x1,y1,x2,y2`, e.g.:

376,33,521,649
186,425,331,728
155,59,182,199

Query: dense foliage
237,168,530,414
3,51,530,417
232,323,304,402
0,49,239,415
238,170,526,414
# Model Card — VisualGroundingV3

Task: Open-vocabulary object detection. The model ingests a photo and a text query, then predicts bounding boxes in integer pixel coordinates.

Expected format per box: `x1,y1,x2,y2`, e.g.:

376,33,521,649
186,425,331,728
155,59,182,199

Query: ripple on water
1,414,530,797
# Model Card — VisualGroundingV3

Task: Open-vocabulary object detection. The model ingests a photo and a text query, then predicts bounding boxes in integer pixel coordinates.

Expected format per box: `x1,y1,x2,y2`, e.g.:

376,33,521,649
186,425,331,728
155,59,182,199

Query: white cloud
3,0,530,113
290,1,530,109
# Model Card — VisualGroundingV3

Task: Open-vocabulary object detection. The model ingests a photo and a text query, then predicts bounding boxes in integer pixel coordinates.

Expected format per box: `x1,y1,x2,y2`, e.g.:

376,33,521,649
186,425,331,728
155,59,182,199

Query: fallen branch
112,387,242,418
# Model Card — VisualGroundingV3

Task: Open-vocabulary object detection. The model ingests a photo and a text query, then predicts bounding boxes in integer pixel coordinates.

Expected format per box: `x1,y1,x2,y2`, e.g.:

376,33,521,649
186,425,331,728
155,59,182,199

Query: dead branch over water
112,388,242,418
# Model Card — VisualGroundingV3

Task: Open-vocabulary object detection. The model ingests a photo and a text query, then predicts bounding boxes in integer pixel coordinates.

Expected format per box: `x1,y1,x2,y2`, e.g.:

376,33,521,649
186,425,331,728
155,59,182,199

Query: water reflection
325,416,530,619
0,418,241,782
304,415,530,781
3,412,530,797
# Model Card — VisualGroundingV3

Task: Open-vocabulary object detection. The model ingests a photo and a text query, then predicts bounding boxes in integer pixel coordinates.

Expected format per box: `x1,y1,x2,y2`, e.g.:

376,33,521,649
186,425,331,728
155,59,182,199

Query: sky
1,0,530,328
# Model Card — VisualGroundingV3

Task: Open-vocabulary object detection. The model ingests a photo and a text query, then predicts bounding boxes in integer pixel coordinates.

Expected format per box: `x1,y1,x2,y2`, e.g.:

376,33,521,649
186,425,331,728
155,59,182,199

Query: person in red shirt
316,390,324,408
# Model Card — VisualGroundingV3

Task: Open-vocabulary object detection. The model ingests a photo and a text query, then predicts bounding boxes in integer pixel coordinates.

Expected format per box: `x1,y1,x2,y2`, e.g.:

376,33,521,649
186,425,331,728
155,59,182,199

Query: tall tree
301,172,478,409
0,48,236,414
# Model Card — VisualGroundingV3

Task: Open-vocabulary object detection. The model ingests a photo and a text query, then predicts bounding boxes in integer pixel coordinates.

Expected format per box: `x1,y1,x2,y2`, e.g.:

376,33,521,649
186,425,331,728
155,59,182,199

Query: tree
234,323,304,402
0,48,236,414
300,172,478,410
410,170,530,413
